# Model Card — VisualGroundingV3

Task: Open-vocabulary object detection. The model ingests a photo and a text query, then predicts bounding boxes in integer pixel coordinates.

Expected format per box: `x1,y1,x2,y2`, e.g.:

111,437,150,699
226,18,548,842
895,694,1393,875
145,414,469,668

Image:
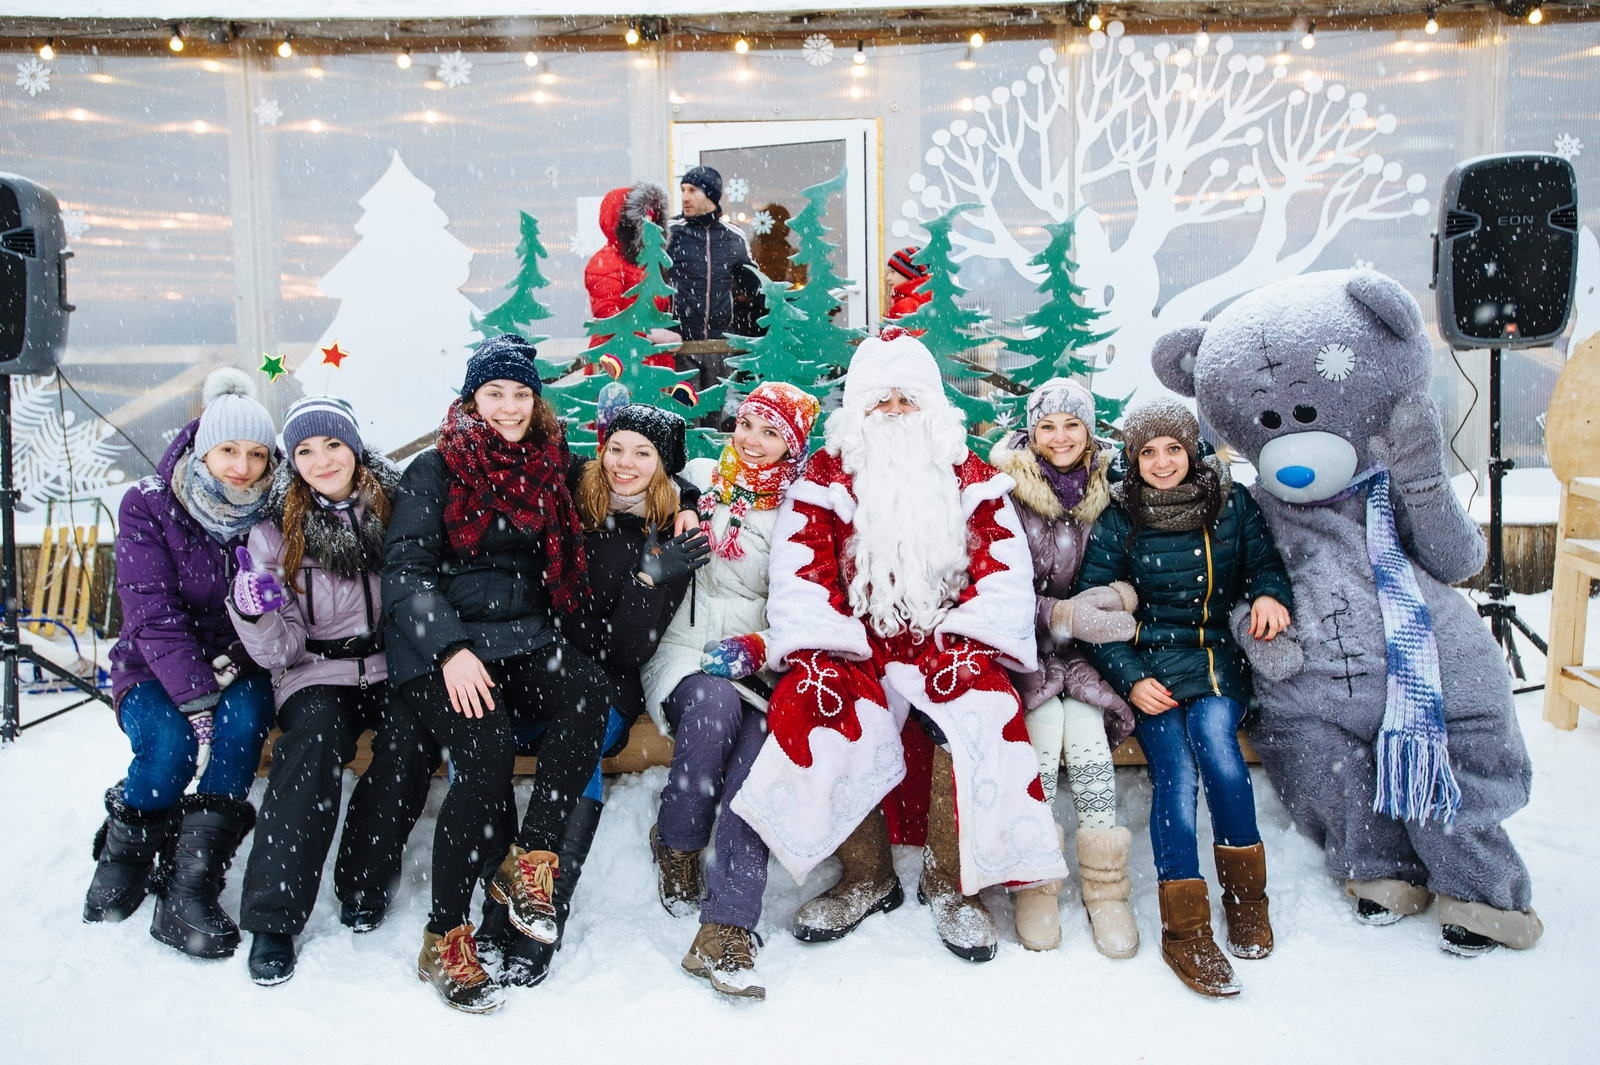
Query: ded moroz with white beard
732,330,1126,962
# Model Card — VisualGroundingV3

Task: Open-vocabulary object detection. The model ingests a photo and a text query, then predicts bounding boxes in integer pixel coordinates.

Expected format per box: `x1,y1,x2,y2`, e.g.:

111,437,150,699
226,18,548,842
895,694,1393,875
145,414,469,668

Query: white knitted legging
1024,696,1118,830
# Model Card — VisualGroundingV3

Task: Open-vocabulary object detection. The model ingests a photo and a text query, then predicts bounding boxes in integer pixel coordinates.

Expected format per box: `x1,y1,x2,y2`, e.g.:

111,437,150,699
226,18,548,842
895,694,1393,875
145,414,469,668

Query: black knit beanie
605,404,688,475
461,334,543,398
681,165,723,206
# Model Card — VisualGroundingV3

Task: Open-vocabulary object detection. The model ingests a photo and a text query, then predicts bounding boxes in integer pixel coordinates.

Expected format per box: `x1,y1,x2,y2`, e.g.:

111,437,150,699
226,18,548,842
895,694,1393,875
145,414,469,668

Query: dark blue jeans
117,675,275,811
1134,694,1261,882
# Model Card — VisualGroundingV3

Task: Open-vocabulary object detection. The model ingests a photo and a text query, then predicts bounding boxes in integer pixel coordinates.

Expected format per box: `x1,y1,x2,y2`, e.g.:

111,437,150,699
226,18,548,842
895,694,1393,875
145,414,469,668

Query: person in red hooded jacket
585,182,678,368
884,246,932,321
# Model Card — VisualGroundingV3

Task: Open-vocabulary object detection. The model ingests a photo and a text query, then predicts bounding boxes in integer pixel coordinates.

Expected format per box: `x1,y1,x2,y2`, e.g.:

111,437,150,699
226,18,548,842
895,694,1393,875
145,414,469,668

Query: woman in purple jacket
85,368,278,961
226,395,407,986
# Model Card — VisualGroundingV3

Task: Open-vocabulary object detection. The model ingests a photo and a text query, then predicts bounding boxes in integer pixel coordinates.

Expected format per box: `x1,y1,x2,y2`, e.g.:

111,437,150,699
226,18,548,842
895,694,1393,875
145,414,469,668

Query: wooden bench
1543,331,1600,731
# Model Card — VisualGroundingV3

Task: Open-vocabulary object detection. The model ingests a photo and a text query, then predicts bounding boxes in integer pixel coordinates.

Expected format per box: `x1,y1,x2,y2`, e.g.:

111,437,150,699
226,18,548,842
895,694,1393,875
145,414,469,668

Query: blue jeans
1134,694,1261,882
118,675,275,811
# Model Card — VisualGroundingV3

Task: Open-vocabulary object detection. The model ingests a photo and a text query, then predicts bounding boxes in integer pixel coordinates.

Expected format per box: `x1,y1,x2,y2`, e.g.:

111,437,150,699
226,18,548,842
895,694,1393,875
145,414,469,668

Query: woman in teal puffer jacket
1075,398,1293,1000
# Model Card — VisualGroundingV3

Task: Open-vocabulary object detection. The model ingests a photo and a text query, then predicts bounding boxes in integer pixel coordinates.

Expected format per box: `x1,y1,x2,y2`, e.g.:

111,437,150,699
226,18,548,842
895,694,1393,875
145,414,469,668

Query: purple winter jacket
990,436,1136,747
109,419,265,711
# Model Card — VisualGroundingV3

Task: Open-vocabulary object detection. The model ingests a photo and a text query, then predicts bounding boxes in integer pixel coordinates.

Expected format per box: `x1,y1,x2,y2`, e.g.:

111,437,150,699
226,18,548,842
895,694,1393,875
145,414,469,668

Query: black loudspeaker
0,172,73,374
1432,152,1578,350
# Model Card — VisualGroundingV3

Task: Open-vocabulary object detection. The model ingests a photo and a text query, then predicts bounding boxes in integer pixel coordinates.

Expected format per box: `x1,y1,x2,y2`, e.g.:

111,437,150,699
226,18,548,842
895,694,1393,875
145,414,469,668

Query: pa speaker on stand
1,171,104,744
1431,152,1579,688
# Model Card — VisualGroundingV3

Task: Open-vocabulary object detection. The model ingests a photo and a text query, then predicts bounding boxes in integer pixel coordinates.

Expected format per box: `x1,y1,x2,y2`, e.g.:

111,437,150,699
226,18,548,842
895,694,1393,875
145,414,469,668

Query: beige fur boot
1078,825,1139,959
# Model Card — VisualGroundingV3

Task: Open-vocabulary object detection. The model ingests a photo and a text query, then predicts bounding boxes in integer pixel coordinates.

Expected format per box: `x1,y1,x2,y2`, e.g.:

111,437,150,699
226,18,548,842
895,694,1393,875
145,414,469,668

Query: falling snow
254,98,283,126
437,51,473,88
802,34,836,67
15,58,51,97
725,176,750,204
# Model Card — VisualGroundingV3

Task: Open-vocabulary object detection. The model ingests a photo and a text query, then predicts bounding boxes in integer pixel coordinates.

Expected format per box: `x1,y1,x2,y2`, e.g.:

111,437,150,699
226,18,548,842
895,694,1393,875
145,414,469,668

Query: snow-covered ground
3,591,1596,1064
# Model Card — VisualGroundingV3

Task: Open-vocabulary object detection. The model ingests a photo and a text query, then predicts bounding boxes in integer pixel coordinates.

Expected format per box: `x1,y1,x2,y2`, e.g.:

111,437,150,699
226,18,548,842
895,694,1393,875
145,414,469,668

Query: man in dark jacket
666,165,765,342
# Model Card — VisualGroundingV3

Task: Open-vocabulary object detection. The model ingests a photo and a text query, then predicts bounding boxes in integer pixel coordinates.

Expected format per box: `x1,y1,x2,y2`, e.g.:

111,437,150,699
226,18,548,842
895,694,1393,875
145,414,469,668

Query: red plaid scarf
436,399,588,614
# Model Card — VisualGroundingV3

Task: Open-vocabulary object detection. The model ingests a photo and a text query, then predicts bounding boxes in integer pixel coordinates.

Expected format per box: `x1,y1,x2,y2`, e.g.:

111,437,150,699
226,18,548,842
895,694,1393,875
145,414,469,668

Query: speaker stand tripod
1477,346,1549,693
2,375,112,743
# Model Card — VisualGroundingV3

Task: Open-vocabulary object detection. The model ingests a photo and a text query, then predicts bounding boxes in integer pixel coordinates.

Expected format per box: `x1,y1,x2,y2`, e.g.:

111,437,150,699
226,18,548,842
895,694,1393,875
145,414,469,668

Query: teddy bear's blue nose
1275,466,1316,489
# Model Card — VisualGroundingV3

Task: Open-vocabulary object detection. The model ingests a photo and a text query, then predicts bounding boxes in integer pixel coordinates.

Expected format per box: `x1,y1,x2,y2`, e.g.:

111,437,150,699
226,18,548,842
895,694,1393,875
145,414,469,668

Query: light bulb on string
169,27,184,53
625,25,641,47
1425,7,1439,34
38,39,56,61
853,40,867,65
524,50,540,67
277,35,294,59
734,36,750,55
396,48,412,69
1196,21,1210,50
1302,21,1316,50
1088,12,1103,32
969,31,985,48
1528,5,1543,24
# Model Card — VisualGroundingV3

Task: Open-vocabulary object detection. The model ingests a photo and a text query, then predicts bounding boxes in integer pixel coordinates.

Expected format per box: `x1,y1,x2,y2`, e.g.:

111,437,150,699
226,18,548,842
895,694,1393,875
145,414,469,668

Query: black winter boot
84,784,173,924
248,932,296,986
150,793,256,959
502,795,604,987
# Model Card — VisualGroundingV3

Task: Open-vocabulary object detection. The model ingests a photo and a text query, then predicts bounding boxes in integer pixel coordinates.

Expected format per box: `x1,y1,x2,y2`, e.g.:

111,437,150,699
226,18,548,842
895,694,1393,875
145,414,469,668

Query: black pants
332,686,441,912
406,641,611,933
239,682,389,936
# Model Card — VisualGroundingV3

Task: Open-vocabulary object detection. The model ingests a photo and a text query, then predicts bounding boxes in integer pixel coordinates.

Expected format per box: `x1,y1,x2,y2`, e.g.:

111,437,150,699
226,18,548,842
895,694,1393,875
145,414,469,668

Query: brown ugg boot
1157,879,1239,998
417,924,503,1014
918,746,998,963
792,807,905,943
1078,825,1139,959
1214,842,1273,959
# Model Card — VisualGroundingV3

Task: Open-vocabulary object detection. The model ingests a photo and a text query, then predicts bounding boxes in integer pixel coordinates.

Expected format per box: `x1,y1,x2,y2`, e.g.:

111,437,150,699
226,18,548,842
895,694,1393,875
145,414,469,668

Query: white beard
833,407,971,640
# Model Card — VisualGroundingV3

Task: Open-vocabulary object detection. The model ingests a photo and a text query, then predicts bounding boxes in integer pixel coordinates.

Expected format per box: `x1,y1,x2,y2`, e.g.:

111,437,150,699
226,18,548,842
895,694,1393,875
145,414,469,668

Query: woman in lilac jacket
85,368,278,962
226,395,410,986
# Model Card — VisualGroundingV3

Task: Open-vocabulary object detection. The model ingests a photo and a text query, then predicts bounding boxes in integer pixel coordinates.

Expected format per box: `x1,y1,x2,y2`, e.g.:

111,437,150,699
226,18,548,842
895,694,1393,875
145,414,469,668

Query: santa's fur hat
839,328,949,414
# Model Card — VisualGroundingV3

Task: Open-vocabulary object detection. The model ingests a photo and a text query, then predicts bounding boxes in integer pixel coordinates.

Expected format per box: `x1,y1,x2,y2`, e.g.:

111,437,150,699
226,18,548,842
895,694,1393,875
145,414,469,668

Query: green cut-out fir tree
783,169,861,383
474,211,554,344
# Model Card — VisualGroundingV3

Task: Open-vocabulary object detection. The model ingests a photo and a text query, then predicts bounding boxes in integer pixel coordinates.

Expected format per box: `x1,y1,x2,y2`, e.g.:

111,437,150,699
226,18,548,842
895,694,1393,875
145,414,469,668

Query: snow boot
418,923,503,1014
682,922,766,1000
1079,825,1139,959
1214,842,1273,960
1437,896,1544,957
792,807,904,943
83,784,172,924
918,746,998,963
651,822,704,918
1156,879,1239,998
247,931,296,986
1012,823,1064,952
486,845,560,945
502,795,604,987
338,891,388,933
1344,878,1432,927
149,793,255,959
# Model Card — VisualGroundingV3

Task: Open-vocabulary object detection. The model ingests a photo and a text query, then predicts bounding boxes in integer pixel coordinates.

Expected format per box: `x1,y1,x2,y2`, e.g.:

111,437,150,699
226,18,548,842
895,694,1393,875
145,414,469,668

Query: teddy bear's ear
1347,270,1424,341
1152,324,1207,398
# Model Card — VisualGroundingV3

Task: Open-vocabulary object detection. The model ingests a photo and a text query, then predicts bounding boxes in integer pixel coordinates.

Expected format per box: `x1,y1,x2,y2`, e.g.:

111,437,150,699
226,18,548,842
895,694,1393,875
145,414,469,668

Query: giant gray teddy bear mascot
1151,268,1543,956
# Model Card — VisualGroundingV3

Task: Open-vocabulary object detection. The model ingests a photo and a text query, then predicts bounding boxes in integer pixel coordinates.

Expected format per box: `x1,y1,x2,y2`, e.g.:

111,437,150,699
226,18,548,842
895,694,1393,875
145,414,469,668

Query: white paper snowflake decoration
254,98,284,126
1353,257,1374,271
750,209,774,235
1315,342,1356,382
437,51,473,88
61,209,89,240
725,177,750,204
15,58,52,97
1553,133,1582,160
803,34,836,67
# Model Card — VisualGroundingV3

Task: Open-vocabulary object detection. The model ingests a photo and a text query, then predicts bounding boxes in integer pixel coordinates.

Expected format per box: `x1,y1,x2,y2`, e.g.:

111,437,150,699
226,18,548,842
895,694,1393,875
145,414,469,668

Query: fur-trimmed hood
264,451,402,578
602,182,667,267
989,432,1113,526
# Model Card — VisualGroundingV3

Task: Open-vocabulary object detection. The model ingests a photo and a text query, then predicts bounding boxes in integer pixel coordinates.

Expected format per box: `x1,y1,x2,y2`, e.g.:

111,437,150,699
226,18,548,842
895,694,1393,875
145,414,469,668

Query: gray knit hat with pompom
195,367,276,458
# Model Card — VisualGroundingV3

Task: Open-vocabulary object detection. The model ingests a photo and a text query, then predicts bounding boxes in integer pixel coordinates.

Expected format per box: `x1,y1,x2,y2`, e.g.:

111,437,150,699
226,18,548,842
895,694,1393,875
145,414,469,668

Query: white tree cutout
896,21,1431,401
8,374,124,510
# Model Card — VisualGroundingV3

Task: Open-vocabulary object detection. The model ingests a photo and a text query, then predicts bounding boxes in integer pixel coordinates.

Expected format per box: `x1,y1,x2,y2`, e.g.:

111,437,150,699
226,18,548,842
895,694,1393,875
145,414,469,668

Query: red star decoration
320,343,350,368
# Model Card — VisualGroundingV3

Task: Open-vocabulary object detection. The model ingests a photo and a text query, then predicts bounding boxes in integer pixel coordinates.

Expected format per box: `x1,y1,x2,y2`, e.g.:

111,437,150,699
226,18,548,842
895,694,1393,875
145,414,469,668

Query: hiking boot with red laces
417,924,502,1014
487,845,560,944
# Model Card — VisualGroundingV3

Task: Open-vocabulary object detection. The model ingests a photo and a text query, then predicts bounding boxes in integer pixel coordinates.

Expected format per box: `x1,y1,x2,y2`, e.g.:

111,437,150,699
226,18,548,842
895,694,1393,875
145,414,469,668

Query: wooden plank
26,527,55,634
73,527,98,634
1560,666,1600,693
39,527,72,631
57,526,86,636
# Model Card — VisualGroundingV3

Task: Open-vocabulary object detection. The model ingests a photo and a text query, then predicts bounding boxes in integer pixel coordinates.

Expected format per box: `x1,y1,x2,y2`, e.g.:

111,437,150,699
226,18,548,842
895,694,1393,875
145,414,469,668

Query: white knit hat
195,368,275,458
841,329,948,413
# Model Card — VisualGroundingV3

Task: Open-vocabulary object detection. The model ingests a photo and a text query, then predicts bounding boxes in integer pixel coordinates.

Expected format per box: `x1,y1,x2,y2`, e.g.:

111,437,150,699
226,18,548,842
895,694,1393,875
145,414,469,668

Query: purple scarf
1037,453,1091,514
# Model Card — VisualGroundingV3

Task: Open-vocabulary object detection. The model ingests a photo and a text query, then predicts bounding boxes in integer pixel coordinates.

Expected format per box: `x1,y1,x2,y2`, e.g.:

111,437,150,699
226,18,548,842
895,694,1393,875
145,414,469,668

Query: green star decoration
258,353,287,380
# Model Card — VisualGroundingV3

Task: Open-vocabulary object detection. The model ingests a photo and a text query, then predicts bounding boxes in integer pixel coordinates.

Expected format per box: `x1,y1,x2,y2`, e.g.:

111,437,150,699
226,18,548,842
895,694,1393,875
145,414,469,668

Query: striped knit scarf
697,443,799,561
1360,468,1461,825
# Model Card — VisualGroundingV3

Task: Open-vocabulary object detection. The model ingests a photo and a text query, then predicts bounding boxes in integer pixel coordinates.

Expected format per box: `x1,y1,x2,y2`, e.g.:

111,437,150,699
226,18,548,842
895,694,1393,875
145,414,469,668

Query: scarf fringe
1373,725,1462,825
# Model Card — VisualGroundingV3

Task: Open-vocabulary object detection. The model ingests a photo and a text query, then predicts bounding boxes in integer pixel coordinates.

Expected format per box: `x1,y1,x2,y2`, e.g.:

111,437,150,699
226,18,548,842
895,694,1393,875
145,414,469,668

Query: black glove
637,529,711,587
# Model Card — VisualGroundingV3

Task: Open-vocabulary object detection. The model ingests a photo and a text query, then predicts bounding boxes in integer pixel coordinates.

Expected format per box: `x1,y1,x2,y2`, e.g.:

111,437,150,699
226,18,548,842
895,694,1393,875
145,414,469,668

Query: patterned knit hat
282,395,363,458
1026,378,1096,434
888,246,927,280
195,367,275,459
605,404,689,476
738,382,821,459
1119,396,1201,460
461,334,543,397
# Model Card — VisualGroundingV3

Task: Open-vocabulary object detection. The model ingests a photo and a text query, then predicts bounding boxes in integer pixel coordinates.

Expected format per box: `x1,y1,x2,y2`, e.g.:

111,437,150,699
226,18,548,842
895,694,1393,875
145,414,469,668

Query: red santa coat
731,448,1067,894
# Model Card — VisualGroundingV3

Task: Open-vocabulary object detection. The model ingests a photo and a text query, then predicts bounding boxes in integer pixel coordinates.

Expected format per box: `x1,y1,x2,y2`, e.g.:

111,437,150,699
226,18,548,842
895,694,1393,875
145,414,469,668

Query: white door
671,119,882,328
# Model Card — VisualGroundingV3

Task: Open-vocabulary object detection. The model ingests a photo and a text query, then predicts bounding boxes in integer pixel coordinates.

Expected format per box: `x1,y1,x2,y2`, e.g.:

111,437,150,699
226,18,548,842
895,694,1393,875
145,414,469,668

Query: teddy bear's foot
1344,877,1432,926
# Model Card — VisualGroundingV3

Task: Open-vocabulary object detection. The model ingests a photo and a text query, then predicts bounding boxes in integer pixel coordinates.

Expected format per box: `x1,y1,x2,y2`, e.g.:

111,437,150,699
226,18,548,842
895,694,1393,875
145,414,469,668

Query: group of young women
84,330,1294,1010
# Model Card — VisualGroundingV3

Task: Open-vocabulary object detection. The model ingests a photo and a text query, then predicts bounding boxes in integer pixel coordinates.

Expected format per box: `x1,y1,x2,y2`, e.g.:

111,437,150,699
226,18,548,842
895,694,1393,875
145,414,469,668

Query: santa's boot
84,784,172,924
793,807,904,943
1013,824,1064,952
918,746,997,963
1214,842,1273,960
1079,826,1139,959
1157,878,1239,998
1437,896,1544,957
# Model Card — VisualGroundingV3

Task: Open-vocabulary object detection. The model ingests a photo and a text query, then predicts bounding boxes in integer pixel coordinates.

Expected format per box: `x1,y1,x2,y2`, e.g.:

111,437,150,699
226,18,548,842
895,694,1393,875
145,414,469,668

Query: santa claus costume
731,331,1066,963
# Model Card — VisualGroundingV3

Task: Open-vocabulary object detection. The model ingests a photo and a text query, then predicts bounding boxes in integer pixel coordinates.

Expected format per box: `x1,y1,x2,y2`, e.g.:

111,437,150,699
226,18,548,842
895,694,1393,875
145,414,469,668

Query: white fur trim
732,693,909,885
934,492,1038,672
959,468,1015,517
841,333,948,413
763,495,871,669
785,475,857,526
884,661,1067,893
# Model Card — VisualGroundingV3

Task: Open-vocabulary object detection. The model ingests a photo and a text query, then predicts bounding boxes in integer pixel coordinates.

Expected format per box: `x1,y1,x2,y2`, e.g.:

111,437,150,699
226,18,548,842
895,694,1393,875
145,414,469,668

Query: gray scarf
172,451,271,543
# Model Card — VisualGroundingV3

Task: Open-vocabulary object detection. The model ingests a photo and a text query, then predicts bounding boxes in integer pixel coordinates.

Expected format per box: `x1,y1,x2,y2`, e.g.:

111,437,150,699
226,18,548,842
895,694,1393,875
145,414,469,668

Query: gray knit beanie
282,394,363,458
1118,396,1201,460
1026,377,1096,434
195,367,275,459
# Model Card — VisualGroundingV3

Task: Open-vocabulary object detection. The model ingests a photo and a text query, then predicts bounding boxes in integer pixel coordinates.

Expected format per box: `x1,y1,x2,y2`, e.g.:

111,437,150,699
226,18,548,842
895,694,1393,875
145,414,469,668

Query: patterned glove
187,708,215,781
701,633,766,680
918,635,1001,702
232,547,286,617
1051,583,1138,645
638,529,712,587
